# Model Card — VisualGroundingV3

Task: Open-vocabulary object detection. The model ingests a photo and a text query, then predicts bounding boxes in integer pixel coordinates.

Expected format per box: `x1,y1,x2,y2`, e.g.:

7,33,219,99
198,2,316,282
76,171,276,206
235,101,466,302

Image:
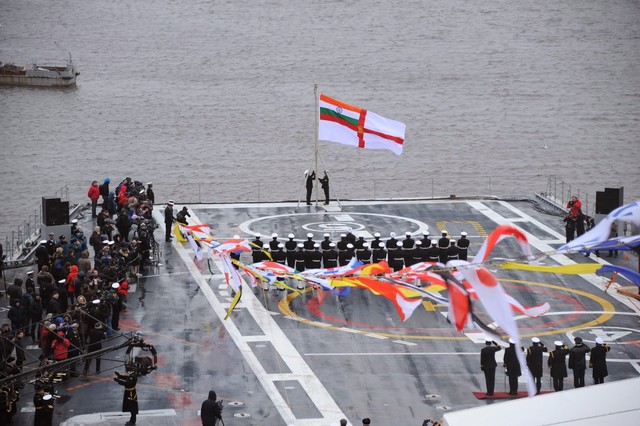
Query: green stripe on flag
320,106,359,127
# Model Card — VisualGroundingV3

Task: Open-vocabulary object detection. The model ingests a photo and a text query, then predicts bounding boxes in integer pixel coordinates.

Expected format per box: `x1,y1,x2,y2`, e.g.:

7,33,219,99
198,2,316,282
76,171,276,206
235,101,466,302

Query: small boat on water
0,56,79,87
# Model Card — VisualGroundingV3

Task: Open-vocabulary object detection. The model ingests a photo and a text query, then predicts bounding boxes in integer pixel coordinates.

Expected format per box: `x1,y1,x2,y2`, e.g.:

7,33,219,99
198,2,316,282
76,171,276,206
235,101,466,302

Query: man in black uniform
35,240,50,272
323,243,338,268
372,243,387,264
590,337,611,384
388,240,404,272
420,231,430,248
285,234,297,268
164,201,175,242
319,170,330,205
33,386,55,426
250,234,263,263
504,338,522,395
438,231,449,263
446,240,459,263
568,337,590,388
402,231,415,249
339,243,354,266
146,182,155,204
176,206,190,225
303,233,315,251
345,228,356,245
308,244,323,269
548,340,570,391
294,243,306,272
114,369,139,425
410,240,424,265
354,235,366,250
269,233,280,251
336,234,348,252
357,242,372,264
370,232,383,249
272,243,287,291
320,233,332,251
480,339,502,396
526,337,548,394
426,239,440,262
457,231,470,261
305,170,316,205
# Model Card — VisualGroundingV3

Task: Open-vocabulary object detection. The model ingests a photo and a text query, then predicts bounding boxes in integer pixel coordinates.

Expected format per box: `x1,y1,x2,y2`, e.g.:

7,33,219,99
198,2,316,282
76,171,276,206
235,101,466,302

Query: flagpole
314,83,319,207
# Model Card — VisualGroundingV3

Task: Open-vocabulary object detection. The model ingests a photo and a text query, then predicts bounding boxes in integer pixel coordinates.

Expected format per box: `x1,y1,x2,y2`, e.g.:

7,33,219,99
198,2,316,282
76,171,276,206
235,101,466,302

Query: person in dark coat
305,170,316,205
548,340,570,391
526,337,548,394
250,234,264,263
294,244,306,273
457,232,470,260
146,182,155,204
480,340,501,396
164,201,175,242
568,336,590,388
176,206,191,225
319,171,330,205
426,239,440,262
35,241,51,272
323,243,339,268
503,339,522,395
437,231,450,263
590,337,611,384
114,369,139,425
284,234,297,268
33,387,55,426
84,321,107,374
201,389,223,426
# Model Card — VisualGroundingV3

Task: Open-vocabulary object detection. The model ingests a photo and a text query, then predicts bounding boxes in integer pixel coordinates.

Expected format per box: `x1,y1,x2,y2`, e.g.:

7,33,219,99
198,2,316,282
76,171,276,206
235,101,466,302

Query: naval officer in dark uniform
323,243,339,268
438,231,449,263
285,234,297,268
526,337,548,394
480,339,502,396
457,231,470,260
164,201,175,242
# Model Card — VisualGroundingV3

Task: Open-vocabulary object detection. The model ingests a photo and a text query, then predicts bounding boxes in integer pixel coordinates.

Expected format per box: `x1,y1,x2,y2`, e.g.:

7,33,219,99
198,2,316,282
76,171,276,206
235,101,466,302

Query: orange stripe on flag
320,94,361,114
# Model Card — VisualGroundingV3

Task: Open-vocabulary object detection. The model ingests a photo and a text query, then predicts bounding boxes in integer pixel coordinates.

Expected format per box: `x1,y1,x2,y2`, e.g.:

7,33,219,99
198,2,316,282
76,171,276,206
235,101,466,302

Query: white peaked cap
554,341,563,346
374,232,380,237
314,243,320,248
43,394,52,401
347,243,353,248
431,239,438,245
450,239,456,244
72,219,78,224
278,243,284,248
415,240,422,245
595,337,604,344
324,233,330,237
390,232,396,238
340,233,347,237
405,231,411,236
58,279,66,284
288,233,294,238
461,231,468,236
508,338,515,344
255,233,261,238
272,233,278,238
112,283,120,289
233,235,240,239
329,242,336,247
363,242,369,247
532,337,540,343
307,233,313,238
442,230,448,234
297,243,304,248
423,231,429,236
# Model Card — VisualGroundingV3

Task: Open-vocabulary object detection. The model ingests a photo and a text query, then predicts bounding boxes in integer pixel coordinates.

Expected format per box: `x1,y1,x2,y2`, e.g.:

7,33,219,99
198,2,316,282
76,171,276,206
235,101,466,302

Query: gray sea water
1,0,639,243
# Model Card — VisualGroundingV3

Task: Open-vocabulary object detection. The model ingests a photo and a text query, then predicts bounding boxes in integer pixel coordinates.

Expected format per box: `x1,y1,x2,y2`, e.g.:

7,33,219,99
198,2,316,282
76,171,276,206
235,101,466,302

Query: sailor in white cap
419,231,431,249
269,233,280,251
308,243,322,268
112,282,120,289
285,234,297,268
371,232,383,249
402,231,415,249
426,239,440,262
458,231,470,260
340,243,355,266
438,231,451,263
480,338,502,396
303,233,315,251
372,238,387,263
251,233,264,263
164,200,175,242
549,341,570,391
305,169,316,205
446,239,459,262
336,234,348,253
591,337,611,384
504,338,522,395
321,233,332,251
323,242,339,268
357,242,372,264
527,337,548,394
387,232,398,249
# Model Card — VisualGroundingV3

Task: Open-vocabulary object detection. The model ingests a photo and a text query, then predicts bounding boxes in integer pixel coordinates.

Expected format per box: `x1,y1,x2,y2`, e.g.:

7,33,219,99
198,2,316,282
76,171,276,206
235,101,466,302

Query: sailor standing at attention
250,234,263,263
457,231,470,261
285,234,297,268
526,337,548,394
164,201,174,242
438,231,450,263
305,170,316,205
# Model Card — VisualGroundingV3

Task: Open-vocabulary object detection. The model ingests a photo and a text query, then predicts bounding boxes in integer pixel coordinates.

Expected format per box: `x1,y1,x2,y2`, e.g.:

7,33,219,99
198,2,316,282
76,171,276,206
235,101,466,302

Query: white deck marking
154,210,346,426
631,363,640,374
467,200,640,313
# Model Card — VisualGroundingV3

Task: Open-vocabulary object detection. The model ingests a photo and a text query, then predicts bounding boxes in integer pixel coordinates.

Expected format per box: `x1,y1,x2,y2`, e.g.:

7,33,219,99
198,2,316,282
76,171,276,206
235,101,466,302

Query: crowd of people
480,335,611,397
0,177,157,425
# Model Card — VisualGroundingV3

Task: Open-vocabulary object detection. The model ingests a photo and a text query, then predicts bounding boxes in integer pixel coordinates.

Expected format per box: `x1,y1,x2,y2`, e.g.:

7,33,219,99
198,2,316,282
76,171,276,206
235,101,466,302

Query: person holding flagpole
319,170,330,205
305,170,316,206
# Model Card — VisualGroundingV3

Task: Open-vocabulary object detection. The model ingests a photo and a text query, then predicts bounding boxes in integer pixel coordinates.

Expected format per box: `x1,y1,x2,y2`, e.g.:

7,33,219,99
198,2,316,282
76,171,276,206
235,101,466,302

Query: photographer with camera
201,390,223,425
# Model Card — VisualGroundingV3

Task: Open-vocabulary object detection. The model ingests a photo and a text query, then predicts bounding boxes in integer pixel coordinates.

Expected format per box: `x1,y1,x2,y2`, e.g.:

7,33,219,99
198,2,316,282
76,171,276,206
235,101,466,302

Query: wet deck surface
4,199,640,425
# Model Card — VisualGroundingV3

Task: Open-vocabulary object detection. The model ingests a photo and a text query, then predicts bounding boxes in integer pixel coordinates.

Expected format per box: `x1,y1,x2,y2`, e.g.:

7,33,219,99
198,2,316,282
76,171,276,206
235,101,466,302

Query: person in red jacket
88,181,101,218
51,331,71,361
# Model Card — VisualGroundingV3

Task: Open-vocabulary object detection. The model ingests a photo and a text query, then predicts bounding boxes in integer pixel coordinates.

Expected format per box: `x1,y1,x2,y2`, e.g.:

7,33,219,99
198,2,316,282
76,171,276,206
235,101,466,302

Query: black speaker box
604,187,624,209
42,197,62,226
58,201,70,225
